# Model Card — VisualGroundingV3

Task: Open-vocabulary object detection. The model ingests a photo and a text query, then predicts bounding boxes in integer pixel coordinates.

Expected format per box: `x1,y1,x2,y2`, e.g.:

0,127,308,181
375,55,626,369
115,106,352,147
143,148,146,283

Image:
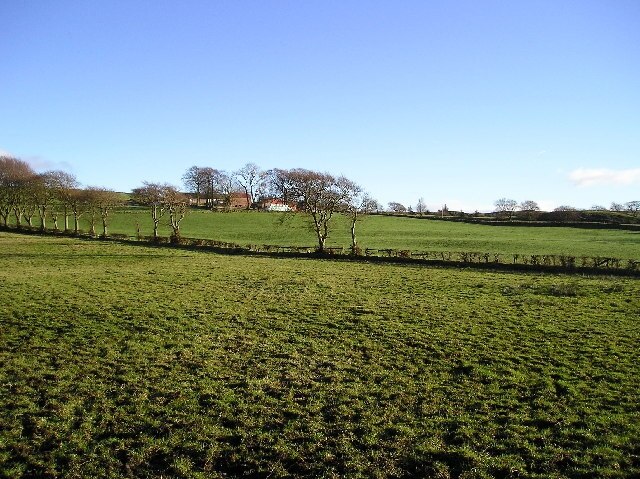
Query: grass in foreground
1,232,639,478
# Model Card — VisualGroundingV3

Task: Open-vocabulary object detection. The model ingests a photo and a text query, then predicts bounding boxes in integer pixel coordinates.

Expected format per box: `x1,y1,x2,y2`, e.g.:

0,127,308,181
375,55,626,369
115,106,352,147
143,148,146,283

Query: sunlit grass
1,232,639,477
99,208,640,259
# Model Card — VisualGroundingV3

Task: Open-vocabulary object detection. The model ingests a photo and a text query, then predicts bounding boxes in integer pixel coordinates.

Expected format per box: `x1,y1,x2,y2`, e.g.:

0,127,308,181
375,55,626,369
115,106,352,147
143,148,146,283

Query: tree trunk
311,214,324,252
151,205,159,238
350,213,358,254
102,218,108,237
244,187,252,210
14,209,22,227
64,206,69,231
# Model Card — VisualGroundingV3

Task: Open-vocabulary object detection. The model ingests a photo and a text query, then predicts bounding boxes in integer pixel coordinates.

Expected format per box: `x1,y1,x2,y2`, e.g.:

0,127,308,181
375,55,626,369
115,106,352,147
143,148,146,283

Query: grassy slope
102,209,640,259
1,232,639,478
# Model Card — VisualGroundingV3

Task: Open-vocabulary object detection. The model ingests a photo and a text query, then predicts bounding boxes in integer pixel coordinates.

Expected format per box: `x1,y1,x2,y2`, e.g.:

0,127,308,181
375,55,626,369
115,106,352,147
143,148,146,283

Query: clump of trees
182,167,233,209
494,198,520,220
181,162,269,210
131,182,188,242
180,164,379,253
268,168,363,252
0,155,122,235
388,202,407,213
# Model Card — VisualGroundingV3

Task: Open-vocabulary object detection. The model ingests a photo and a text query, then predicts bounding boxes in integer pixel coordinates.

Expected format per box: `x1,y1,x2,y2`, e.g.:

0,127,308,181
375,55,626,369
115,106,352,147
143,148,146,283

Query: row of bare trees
0,156,123,236
2,156,379,252
495,198,640,221
181,163,269,210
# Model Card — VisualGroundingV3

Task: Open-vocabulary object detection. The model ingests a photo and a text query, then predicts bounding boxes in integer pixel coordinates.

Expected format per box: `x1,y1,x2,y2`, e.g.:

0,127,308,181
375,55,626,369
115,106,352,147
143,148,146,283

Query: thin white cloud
0,150,73,172
568,168,640,187
537,200,557,212
24,156,53,170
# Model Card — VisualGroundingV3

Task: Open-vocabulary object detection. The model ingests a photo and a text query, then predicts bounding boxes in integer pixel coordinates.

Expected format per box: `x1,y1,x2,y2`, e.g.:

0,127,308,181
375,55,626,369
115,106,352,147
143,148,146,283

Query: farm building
258,198,296,212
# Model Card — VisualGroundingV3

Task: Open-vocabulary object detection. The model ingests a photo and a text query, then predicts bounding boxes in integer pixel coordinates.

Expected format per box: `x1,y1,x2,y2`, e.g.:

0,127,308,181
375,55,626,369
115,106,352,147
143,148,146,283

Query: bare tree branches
132,182,170,240
132,182,187,241
494,198,518,220
269,168,360,252
344,188,377,254
0,156,36,227
234,163,266,210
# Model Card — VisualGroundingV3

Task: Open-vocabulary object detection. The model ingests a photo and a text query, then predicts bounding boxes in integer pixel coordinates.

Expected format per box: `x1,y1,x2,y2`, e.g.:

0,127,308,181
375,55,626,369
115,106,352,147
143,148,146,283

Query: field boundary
3,225,639,277
375,213,640,230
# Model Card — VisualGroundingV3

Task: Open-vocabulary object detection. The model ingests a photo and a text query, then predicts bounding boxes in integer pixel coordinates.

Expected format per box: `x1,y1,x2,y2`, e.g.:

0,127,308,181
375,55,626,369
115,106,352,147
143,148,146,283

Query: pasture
1,232,639,477
85,208,640,259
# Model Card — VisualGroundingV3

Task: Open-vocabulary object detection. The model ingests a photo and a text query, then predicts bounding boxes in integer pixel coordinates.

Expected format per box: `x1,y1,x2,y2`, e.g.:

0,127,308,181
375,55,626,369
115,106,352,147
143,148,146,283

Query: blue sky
1,0,639,212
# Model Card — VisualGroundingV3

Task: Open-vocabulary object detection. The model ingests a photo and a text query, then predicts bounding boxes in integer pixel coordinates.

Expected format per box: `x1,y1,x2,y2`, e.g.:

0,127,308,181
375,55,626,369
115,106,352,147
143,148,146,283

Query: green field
1,232,639,477
48,208,640,259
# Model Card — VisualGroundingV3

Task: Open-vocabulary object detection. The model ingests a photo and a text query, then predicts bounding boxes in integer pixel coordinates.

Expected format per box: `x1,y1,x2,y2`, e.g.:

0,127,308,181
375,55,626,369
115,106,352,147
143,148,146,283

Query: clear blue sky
2,0,639,211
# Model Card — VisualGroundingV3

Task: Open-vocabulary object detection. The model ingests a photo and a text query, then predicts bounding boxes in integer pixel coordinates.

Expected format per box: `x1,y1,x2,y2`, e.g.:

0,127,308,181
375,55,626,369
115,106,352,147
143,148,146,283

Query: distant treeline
377,211,640,229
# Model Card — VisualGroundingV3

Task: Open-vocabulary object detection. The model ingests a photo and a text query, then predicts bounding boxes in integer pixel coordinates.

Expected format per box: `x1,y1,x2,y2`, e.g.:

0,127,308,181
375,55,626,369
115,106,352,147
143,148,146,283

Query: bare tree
21,175,41,227
234,163,266,209
132,182,170,240
388,202,406,213
519,200,540,220
182,166,209,206
494,198,518,220
48,171,79,231
416,198,427,215
164,186,189,241
84,187,122,237
69,188,91,234
33,172,60,231
217,171,234,210
264,168,298,206
198,168,232,209
199,167,216,208
610,202,624,212
344,188,377,254
625,201,640,217
84,188,101,236
271,169,358,252
97,189,123,237
0,156,36,227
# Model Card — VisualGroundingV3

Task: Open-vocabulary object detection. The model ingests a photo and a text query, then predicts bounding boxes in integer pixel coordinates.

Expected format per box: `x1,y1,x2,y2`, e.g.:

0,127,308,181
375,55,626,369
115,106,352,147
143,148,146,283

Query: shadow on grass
2,224,639,278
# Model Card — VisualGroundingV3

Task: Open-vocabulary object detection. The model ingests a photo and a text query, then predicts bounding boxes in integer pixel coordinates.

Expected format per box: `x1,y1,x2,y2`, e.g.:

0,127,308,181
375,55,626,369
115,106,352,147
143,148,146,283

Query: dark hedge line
3,225,638,278
376,213,640,230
